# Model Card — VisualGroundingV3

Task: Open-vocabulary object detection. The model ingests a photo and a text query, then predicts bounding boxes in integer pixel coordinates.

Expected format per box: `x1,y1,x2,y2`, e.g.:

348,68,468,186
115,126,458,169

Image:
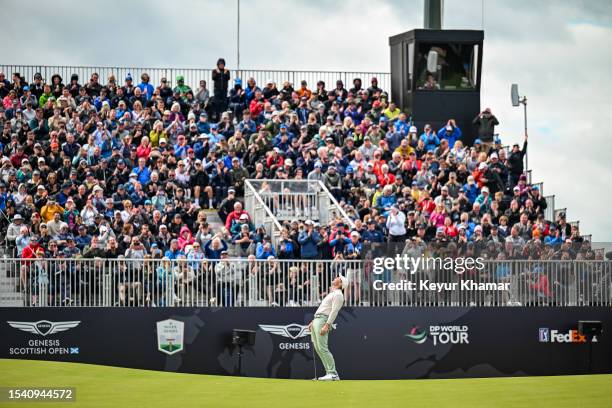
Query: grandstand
0,63,607,309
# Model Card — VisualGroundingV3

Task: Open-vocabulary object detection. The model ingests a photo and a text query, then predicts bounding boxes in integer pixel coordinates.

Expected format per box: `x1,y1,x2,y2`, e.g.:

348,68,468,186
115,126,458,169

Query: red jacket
377,172,395,187
249,98,265,117
225,210,250,230
22,243,43,261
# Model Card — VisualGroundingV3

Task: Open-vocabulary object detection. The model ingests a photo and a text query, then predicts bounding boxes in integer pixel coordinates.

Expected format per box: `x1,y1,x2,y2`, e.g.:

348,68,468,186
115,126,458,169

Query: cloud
1,0,610,239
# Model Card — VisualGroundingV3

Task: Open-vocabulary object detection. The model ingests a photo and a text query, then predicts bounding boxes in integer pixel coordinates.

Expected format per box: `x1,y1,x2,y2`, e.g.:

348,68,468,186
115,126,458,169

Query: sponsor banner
539,328,595,344
157,319,185,355
1,308,611,380
259,323,311,350
406,325,469,346
5,320,81,356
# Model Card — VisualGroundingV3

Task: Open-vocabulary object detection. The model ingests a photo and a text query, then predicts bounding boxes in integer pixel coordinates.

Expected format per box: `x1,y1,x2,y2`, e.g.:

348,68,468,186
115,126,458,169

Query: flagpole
237,0,241,76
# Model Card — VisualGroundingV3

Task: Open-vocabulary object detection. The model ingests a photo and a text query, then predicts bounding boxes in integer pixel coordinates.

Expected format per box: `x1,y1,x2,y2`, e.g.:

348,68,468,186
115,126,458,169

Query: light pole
236,0,241,76
511,84,528,172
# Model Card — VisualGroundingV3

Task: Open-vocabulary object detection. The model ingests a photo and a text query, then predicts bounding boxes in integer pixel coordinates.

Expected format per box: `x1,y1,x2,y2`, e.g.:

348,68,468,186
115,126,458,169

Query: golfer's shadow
404,354,439,378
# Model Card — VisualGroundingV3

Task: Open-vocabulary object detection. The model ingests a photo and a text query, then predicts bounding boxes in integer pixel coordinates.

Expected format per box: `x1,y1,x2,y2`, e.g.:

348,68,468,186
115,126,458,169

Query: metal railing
543,195,555,223
245,179,355,229
2,258,610,308
1,65,390,94
554,208,567,221
244,180,284,246
531,182,544,195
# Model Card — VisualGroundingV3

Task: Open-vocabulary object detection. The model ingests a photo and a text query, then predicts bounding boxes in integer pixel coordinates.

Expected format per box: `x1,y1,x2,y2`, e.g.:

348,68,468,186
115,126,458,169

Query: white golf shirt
315,289,344,325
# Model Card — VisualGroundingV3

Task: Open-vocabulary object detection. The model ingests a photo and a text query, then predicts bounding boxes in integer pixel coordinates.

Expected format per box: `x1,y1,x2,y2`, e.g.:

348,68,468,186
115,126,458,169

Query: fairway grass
1,359,611,408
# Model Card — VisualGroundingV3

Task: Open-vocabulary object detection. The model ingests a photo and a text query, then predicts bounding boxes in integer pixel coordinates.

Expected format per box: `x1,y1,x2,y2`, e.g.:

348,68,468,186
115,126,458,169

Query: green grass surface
1,359,611,408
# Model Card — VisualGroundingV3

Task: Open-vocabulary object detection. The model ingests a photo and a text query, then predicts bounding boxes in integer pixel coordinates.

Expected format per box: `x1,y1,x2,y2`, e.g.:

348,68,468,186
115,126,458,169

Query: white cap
339,275,349,290
409,126,417,133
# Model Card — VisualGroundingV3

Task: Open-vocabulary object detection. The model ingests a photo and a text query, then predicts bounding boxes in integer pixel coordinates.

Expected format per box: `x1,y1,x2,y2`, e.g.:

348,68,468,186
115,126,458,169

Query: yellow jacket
40,203,65,222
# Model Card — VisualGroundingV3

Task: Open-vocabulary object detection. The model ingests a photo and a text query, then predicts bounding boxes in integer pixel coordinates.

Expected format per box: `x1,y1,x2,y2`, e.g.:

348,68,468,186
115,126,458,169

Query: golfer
309,275,348,381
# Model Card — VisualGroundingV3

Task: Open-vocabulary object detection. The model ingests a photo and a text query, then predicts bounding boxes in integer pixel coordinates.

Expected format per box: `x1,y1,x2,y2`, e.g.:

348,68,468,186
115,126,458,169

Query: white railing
245,179,355,229
1,65,390,96
244,180,285,247
1,258,610,308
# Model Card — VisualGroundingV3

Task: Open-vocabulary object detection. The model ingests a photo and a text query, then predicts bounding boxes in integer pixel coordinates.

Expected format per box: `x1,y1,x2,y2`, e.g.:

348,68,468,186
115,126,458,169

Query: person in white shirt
386,206,407,242
309,275,348,381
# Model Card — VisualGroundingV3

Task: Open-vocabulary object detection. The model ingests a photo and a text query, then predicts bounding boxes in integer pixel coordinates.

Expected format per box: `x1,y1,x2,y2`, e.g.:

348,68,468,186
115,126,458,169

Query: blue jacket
544,236,563,245
238,119,257,135
437,126,462,148
298,230,320,259
255,242,276,259
394,120,409,135
174,144,188,159
131,166,151,185
376,194,397,212
385,131,404,151
329,237,351,255
244,86,261,103
137,82,155,101
362,229,384,243
345,241,363,257
197,121,211,135
344,108,364,126
204,240,228,260
164,248,185,260
420,132,440,152
463,183,480,204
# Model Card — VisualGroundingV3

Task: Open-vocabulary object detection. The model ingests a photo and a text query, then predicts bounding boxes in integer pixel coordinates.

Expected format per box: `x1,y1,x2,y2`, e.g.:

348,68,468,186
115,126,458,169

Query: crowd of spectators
0,59,594,273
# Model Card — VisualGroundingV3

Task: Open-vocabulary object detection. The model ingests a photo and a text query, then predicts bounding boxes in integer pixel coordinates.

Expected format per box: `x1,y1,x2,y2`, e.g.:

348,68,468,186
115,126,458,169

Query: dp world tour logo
7,320,81,336
156,319,185,355
406,325,469,345
405,326,428,344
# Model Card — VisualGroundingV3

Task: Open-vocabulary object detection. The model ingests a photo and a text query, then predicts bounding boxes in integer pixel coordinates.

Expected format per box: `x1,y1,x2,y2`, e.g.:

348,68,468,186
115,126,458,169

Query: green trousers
311,315,337,376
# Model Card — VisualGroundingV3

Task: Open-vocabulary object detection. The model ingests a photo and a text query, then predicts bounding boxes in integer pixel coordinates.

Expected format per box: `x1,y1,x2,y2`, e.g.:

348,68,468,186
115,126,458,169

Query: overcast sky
2,0,611,240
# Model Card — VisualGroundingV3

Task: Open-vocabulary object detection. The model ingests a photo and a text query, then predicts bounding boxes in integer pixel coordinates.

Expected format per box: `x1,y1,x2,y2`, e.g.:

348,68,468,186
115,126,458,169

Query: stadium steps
0,257,23,306
203,209,224,231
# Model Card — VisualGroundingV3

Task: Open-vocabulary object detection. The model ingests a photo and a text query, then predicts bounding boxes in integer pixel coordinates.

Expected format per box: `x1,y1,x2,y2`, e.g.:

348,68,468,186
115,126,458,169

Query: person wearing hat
228,78,246,120
387,205,407,242
473,108,499,152
6,214,25,247
437,119,462,149
507,133,528,186
40,197,64,223
211,58,230,122
309,274,348,381
298,220,321,260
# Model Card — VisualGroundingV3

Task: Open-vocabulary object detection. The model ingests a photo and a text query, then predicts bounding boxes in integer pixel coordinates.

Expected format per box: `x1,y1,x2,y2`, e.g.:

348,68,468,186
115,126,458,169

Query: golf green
1,359,611,407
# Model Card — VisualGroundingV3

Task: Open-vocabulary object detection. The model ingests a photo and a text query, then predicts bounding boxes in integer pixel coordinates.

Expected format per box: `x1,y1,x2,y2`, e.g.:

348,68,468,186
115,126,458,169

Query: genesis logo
259,323,322,350
259,324,311,339
7,320,81,336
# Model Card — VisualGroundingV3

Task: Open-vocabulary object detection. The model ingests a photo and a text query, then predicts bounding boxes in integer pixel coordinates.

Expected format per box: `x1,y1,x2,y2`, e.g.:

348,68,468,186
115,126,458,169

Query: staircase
244,179,354,246
0,250,23,306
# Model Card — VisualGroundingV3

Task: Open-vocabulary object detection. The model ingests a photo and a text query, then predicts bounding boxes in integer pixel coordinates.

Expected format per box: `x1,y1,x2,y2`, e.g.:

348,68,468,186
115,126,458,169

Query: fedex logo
539,328,596,343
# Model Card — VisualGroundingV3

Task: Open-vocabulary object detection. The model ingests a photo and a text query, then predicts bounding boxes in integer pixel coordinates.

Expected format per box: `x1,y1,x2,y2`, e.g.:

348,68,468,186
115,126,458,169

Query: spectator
472,108,499,152
0,68,577,292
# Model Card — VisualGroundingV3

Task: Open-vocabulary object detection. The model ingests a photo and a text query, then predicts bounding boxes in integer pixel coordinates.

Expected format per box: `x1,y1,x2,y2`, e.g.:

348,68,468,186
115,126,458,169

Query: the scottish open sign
156,319,185,355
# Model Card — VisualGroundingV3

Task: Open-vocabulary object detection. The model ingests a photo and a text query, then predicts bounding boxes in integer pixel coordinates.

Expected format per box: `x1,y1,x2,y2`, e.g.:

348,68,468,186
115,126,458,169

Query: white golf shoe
317,374,340,381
